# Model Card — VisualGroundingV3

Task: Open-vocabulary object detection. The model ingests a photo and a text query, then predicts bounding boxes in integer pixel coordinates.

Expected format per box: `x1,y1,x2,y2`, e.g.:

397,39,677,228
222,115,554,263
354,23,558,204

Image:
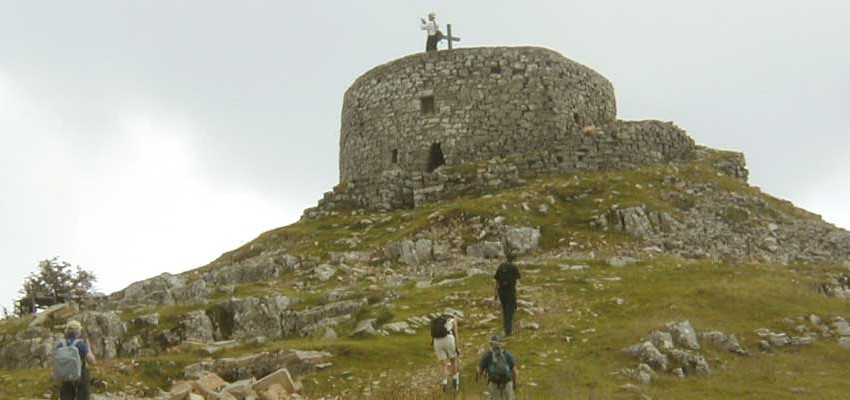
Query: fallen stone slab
253,368,301,394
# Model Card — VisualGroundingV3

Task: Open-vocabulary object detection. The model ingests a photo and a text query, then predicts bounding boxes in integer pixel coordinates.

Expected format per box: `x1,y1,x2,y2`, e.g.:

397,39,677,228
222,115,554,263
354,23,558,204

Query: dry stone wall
340,46,617,183
306,46,698,214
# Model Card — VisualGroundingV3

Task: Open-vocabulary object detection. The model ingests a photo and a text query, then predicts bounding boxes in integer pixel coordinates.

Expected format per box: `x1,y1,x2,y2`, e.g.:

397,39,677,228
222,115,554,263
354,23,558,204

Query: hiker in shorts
431,312,460,392
477,335,519,400
58,320,97,400
495,253,521,336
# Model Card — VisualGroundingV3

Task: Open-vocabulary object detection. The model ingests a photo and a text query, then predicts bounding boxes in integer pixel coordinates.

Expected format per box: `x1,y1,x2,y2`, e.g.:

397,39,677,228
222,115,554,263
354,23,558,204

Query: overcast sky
1,1,848,310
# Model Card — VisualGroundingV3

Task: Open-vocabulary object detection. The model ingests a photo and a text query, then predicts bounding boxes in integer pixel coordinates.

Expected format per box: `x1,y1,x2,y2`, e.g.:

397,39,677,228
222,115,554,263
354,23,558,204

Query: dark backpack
496,263,516,291
430,315,450,338
487,351,512,385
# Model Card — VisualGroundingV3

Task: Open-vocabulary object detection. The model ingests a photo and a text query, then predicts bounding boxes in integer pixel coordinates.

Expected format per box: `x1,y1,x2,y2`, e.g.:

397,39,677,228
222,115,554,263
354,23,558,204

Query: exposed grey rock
350,319,377,338
607,256,639,268
385,239,434,265
72,311,128,359
179,310,215,343
832,320,850,336
119,336,142,357
185,349,332,382
768,332,791,347
700,331,747,355
382,321,411,334
666,320,699,350
321,328,338,340
210,295,291,341
668,349,710,375
113,272,185,304
131,313,159,330
0,329,61,369
624,341,668,371
504,227,541,255
647,331,674,351
204,250,300,288
314,264,337,281
466,241,505,259
171,279,212,304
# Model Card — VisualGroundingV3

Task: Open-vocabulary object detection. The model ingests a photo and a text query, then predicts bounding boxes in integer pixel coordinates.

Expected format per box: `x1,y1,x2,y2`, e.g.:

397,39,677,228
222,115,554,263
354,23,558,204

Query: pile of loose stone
622,320,746,385
168,367,302,400
757,314,850,351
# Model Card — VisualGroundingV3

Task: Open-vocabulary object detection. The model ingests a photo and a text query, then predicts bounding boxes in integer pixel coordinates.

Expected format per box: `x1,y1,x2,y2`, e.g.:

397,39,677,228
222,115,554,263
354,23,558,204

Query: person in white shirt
420,12,440,52
432,312,460,392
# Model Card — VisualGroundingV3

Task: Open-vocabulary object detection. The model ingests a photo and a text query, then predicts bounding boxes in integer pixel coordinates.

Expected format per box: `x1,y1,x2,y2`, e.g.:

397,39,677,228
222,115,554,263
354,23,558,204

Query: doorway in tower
426,142,446,173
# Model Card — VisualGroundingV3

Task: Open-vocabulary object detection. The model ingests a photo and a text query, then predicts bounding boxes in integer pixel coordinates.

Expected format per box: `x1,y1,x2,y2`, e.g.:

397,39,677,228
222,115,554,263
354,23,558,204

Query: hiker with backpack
431,312,461,392
495,253,521,336
55,320,96,400
477,335,519,400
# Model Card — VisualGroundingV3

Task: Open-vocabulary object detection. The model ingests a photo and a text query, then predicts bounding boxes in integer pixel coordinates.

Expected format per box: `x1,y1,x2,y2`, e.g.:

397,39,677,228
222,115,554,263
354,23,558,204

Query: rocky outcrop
466,241,505,259
0,327,60,369
209,296,292,341
0,311,126,369
385,239,434,266
72,311,127,359
184,349,331,382
623,321,745,383
180,310,215,343
504,227,541,255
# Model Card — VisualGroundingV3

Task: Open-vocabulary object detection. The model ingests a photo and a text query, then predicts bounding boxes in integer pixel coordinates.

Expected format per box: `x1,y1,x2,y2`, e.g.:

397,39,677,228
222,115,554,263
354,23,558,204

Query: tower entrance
426,143,446,173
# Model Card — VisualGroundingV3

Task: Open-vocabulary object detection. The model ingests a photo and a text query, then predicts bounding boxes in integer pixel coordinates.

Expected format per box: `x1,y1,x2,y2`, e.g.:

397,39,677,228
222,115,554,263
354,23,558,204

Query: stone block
196,372,227,393
258,383,290,400
253,368,300,394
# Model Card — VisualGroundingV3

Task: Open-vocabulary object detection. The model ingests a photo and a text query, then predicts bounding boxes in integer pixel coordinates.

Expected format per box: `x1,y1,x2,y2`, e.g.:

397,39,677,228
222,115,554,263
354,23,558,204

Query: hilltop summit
310,47,701,213
2,47,850,399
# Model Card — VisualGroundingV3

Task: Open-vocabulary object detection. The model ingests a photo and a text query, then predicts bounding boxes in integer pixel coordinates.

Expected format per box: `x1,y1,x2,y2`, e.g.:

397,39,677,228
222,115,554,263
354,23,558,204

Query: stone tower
307,46,695,214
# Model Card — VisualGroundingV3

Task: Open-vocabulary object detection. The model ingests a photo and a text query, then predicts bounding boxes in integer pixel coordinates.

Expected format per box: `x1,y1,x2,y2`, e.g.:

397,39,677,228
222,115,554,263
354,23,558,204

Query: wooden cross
443,24,461,49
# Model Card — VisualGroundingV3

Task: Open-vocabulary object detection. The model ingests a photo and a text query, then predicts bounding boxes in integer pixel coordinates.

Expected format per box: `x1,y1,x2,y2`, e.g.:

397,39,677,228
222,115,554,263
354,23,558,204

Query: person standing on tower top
420,12,441,52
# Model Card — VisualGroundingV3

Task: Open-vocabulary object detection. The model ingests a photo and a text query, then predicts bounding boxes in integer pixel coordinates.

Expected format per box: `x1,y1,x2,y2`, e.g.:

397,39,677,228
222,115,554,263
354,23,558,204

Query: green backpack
487,351,512,384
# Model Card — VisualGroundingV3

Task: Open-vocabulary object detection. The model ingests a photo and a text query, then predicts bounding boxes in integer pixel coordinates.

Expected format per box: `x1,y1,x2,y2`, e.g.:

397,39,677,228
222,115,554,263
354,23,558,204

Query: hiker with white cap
431,311,461,392
477,335,519,400
420,12,442,52
56,320,97,400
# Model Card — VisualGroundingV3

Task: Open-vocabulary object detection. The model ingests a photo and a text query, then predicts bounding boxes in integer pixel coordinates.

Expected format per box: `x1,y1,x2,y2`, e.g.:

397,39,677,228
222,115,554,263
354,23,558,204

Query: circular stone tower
339,46,617,183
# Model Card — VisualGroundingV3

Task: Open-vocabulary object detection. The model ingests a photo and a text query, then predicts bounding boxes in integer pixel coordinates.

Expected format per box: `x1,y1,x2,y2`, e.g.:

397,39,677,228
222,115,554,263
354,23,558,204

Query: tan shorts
433,335,457,361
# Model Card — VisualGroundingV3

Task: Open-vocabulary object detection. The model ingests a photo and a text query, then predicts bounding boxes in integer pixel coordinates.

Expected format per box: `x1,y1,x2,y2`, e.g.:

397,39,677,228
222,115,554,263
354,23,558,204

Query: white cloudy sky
1,1,848,309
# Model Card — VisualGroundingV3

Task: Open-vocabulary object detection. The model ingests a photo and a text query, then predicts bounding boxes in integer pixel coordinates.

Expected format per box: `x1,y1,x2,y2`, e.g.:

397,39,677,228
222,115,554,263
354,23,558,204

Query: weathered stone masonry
307,46,696,214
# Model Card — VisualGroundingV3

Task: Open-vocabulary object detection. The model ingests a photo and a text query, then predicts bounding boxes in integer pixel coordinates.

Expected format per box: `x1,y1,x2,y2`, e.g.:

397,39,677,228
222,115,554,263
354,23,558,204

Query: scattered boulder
668,349,710,375
314,264,337,282
179,310,215,343
647,331,674,351
607,256,639,268
350,319,377,338
665,320,699,350
700,331,747,355
504,227,541,255
623,341,668,371
254,368,301,395
385,239,434,265
466,241,505,259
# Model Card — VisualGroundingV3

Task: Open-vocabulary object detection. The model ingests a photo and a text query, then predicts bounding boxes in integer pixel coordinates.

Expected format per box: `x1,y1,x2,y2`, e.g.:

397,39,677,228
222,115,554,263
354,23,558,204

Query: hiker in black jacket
494,253,521,336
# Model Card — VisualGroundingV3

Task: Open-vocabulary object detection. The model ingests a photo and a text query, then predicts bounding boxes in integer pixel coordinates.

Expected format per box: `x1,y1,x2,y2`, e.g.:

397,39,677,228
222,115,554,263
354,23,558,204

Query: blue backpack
53,339,82,382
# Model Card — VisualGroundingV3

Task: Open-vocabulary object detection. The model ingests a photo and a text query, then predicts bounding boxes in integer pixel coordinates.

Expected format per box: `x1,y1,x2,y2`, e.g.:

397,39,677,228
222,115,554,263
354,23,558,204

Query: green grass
4,149,848,398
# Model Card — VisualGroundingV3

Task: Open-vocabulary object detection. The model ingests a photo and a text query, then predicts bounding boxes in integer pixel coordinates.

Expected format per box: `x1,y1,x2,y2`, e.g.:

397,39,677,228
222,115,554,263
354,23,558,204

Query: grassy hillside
3,149,849,399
